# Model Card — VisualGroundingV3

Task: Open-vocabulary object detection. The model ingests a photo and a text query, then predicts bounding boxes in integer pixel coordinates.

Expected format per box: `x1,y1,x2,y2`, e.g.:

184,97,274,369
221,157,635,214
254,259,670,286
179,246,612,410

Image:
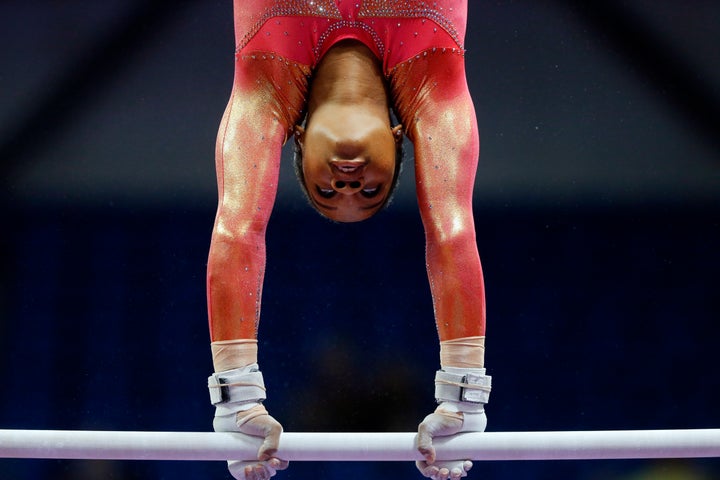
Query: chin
319,208,378,223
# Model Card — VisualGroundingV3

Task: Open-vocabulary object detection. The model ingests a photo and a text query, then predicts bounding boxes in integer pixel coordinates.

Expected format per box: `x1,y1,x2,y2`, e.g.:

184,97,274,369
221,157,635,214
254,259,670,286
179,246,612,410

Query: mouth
336,164,360,174
330,159,367,175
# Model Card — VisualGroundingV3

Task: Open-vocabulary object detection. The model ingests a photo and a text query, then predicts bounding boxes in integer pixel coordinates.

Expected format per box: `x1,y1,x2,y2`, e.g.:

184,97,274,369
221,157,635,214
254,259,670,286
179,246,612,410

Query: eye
360,186,382,198
316,186,336,199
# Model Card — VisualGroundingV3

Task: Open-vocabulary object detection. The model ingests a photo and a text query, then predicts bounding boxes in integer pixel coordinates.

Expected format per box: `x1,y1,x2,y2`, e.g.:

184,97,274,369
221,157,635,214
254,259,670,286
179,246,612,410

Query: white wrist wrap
208,364,266,407
435,368,491,405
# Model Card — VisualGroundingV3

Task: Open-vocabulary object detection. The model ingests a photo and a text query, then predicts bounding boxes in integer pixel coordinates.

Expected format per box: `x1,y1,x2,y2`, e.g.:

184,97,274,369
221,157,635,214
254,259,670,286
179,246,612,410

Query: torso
234,0,466,73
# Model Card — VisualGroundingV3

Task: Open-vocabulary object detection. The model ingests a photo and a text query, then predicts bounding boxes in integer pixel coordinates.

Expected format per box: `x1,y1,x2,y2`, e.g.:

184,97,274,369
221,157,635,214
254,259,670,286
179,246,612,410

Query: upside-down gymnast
206,1,491,479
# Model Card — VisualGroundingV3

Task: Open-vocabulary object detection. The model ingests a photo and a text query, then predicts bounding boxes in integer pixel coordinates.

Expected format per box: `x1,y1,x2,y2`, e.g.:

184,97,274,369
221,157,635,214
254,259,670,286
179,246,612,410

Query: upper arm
214,57,308,237
391,52,479,242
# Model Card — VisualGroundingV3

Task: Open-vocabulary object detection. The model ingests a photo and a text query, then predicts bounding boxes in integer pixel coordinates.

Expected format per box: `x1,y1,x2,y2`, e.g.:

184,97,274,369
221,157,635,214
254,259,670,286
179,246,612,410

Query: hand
415,407,486,479
214,404,289,480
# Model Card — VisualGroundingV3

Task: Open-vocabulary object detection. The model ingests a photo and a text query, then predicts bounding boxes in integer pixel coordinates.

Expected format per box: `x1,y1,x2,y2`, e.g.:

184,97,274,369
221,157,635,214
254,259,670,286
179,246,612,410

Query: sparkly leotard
234,0,465,72
208,0,486,344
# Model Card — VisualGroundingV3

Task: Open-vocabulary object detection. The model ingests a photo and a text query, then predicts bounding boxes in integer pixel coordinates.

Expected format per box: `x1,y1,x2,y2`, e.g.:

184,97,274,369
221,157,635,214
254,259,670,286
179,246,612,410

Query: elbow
207,208,268,287
211,205,269,251
423,208,477,250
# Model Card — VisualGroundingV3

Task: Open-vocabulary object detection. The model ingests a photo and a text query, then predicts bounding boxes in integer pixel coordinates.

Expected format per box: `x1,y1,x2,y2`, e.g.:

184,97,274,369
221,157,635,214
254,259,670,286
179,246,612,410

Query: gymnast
206,2,491,479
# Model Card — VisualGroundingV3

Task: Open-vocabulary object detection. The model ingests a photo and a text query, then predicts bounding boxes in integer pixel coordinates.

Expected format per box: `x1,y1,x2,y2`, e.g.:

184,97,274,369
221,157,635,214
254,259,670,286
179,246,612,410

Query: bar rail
1,429,719,462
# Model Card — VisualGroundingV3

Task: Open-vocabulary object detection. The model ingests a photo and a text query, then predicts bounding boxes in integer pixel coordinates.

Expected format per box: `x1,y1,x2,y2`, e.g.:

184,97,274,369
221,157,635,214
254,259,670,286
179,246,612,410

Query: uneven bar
1,429,719,462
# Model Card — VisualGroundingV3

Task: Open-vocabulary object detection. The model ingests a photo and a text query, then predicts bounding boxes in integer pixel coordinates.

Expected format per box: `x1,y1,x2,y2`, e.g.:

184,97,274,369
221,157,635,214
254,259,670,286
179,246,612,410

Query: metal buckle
208,373,228,405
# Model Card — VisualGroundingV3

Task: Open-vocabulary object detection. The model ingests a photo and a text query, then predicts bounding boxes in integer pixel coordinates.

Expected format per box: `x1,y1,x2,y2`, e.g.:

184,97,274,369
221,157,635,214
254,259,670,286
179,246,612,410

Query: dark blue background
2,202,719,479
1,0,719,478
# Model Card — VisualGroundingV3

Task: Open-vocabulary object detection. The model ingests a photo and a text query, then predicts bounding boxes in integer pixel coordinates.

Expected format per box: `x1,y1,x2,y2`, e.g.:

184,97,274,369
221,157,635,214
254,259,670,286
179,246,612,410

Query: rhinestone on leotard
236,0,464,66
314,20,386,60
358,0,463,50
237,0,342,52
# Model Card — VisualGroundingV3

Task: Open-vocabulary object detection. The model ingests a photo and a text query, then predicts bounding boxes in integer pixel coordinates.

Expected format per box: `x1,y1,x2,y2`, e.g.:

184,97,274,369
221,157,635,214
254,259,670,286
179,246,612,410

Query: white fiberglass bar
1,429,719,462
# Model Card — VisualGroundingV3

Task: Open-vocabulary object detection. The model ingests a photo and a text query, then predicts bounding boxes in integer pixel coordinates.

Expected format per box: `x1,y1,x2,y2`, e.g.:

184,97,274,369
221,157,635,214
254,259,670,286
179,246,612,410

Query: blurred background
1,0,718,478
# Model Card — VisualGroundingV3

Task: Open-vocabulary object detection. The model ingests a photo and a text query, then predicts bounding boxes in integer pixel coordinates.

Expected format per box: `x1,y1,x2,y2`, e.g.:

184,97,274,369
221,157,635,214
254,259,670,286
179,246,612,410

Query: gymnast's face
295,104,402,222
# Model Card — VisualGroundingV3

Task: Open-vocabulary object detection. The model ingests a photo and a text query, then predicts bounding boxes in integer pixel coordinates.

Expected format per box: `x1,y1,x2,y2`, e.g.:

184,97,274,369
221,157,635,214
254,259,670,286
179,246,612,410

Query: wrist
211,339,258,372
439,336,485,368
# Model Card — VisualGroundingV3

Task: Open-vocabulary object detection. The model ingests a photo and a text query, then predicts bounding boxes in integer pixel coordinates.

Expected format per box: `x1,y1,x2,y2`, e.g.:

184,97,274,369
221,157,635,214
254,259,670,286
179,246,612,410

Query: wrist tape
435,368,491,405
439,336,485,369
208,364,266,406
211,339,258,373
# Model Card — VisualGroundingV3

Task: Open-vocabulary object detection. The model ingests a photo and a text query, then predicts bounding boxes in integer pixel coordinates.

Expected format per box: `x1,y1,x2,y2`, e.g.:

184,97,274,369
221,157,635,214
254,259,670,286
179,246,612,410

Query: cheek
302,155,327,185
373,139,398,173
377,154,397,181
367,164,395,191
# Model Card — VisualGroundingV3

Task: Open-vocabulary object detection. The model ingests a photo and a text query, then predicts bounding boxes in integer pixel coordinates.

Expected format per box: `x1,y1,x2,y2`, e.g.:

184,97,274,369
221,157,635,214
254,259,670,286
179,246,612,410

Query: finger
252,463,270,480
415,460,439,479
267,457,289,472
262,461,277,478
434,460,471,480
436,466,450,480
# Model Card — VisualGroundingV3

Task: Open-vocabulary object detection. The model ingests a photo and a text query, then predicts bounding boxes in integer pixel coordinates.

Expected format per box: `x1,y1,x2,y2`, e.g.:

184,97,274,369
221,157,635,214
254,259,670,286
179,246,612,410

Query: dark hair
292,128,405,216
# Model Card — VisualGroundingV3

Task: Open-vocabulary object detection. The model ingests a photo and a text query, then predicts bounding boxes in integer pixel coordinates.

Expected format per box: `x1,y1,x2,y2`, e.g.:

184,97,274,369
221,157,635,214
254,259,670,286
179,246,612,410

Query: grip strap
208,364,266,406
435,369,491,404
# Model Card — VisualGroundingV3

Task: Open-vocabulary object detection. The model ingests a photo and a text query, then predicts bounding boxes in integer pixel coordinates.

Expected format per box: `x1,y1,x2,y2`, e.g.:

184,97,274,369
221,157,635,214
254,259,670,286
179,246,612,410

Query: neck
308,40,389,114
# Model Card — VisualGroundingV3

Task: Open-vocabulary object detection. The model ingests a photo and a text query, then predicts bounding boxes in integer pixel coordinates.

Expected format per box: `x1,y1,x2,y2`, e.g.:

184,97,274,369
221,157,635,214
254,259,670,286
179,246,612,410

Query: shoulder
231,54,310,134
389,48,469,134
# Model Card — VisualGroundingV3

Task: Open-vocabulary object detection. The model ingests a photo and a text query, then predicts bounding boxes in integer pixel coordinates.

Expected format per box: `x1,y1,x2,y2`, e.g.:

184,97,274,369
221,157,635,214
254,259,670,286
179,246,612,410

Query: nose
331,178,364,195
329,158,366,195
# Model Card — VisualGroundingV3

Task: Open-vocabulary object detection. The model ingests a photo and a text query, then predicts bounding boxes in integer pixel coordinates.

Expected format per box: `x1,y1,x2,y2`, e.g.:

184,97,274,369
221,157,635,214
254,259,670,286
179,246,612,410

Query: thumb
416,410,465,463
243,414,282,461
416,415,439,463
257,423,282,461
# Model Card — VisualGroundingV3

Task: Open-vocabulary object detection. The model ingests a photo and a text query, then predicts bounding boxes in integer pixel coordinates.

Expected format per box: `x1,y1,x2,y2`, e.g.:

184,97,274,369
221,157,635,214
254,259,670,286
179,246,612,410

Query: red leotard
208,0,485,343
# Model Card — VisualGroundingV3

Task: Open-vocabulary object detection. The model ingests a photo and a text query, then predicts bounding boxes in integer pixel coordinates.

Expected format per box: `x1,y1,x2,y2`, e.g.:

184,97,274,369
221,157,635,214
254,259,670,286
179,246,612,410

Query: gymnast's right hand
214,404,288,480
209,365,288,480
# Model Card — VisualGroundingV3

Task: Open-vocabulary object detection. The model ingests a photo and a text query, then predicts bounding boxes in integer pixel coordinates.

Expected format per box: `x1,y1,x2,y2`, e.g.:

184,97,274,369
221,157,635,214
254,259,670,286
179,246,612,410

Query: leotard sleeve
390,48,486,341
207,41,309,341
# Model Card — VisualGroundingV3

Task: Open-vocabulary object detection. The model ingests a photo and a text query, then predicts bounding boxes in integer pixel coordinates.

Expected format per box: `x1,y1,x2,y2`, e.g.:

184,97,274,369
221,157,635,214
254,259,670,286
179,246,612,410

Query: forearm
425,222,486,342
207,223,267,342
423,195,486,368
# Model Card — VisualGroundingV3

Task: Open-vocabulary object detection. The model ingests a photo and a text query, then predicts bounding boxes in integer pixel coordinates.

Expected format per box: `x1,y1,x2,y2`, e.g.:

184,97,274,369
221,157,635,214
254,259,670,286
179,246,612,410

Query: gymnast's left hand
415,406,486,479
